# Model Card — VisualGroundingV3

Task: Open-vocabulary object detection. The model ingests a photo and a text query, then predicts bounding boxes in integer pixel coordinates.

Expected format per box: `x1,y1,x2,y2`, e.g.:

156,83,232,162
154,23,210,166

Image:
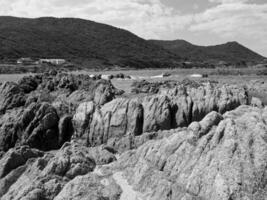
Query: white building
17,57,35,64
39,59,66,65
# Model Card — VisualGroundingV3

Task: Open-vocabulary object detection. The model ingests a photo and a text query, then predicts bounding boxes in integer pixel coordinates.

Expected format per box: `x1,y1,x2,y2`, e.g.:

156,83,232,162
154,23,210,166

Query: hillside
149,39,265,64
0,16,179,68
0,16,265,69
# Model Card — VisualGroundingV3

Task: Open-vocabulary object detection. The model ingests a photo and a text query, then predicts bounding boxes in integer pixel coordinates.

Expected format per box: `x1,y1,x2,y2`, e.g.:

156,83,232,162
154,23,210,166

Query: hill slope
149,39,265,64
0,16,265,68
0,16,179,68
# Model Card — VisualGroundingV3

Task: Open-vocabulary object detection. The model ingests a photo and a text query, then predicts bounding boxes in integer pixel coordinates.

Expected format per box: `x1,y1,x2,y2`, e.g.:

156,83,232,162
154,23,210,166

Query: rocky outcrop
111,105,267,200
142,95,171,132
0,102,62,152
72,101,95,140
88,145,117,165
0,146,44,197
0,142,97,200
0,108,24,152
73,99,144,147
247,80,267,106
131,79,201,94
0,141,120,200
0,82,26,114
54,173,121,200
131,80,165,94
38,73,122,105
73,82,249,151
58,115,74,146
0,146,43,179
20,102,60,150
0,72,124,153
18,76,39,94
1,72,265,200
0,72,122,116
0,103,266,200
166,82,249,125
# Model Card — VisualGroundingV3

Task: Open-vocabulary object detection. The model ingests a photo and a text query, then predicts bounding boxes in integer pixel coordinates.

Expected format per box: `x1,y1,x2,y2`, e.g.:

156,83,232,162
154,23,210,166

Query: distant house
17,57,36,65
39,59,66,65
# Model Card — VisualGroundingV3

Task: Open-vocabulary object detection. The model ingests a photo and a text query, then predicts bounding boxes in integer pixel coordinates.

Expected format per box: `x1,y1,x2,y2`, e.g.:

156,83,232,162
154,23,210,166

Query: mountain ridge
149,39,265,64
0,16,265,68
0,16,179,68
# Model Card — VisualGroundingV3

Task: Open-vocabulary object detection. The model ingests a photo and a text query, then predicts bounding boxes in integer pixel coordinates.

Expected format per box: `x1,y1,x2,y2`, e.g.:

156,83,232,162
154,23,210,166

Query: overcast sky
0,0,266,56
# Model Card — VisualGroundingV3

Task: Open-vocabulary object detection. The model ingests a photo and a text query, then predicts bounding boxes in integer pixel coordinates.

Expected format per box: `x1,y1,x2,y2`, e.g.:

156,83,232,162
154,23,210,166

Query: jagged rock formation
1,105,265,200
54,172,122,200
131,79,203,94
0,72,266,200
30,72,122,107
0,72,120,116
0,142,119,199
110,105,267,200
0,146,43,179
0,82,26,114
58,115,74,146
0,108,24,152
0,102,60,151
0,72,122,153
73,82,249,151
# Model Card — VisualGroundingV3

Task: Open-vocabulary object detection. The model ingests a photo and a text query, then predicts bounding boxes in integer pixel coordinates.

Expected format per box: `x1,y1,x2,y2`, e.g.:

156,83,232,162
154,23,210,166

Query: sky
0,0,266,56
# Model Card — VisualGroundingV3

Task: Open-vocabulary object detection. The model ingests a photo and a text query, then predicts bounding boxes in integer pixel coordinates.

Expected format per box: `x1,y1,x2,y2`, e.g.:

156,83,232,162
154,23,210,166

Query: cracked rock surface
0,72,266,200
